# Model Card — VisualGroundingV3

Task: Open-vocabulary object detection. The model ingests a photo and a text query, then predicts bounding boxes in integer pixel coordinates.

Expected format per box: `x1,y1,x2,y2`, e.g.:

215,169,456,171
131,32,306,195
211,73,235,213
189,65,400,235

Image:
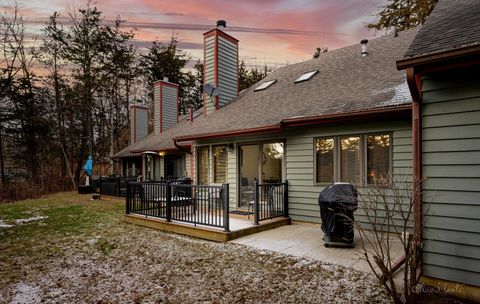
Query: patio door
238,142,284,207
239,144,259,207
165,154,185,178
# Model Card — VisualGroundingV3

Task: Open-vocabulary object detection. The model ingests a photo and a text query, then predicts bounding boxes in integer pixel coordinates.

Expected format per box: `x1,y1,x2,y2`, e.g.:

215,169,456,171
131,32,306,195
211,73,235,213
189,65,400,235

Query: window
315,138,335,183
340,136,361,184
315,133,391,186
254,80,277,91
367,134,391,185
295,70,318,83
213,145,228,183
197,146,210,185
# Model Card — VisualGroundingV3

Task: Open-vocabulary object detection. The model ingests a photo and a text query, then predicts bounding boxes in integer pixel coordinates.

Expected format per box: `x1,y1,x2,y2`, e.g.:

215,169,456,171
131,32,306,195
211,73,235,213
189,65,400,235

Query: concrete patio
230,221,404,273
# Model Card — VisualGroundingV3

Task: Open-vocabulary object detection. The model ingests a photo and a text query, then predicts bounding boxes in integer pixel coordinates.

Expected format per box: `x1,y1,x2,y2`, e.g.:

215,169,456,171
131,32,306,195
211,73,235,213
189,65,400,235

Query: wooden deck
124,214,290,242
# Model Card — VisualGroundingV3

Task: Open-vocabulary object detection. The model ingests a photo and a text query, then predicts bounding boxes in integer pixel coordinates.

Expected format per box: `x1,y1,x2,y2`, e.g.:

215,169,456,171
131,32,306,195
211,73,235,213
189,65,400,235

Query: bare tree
356,176,428,304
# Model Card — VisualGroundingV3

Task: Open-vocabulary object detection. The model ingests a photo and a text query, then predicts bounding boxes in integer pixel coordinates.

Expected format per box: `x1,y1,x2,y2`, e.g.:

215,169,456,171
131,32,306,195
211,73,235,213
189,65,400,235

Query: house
115,24,417,227
114,2,480,298
397,0,480,299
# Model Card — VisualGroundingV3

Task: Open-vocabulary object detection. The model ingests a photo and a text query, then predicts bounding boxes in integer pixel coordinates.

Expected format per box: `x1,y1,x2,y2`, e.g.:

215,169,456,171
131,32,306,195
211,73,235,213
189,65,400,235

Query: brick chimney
203,20,239,115
129,104,149,144
153,77,179,135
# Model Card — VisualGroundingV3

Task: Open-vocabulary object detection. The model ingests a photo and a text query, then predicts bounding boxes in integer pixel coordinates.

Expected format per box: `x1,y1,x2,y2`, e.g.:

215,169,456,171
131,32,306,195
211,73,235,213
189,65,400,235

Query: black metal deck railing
126,182,230,231
253,181,289,224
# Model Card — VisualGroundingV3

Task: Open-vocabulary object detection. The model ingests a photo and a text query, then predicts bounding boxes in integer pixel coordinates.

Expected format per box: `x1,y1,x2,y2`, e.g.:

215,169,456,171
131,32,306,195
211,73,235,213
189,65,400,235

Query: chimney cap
361,39,368,44
217,20,226,28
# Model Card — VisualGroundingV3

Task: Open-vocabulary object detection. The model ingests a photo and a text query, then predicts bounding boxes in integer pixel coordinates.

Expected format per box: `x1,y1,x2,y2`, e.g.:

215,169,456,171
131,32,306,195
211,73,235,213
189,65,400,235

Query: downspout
174,139,192,155
388,68,423,276
407,67,423,281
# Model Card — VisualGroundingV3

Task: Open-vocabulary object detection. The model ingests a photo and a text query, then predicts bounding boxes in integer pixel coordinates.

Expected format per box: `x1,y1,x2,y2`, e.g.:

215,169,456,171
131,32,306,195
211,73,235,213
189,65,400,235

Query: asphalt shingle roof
114,28,417,157
175,29,417,139
403,0,480,59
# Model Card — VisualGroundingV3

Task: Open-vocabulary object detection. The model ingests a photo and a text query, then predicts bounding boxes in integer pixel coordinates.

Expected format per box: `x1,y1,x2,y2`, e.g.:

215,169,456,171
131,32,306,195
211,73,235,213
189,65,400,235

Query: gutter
174,105,412,143
174,125,283,142
174,140,192,155
281,105,411,128
397,44,480,70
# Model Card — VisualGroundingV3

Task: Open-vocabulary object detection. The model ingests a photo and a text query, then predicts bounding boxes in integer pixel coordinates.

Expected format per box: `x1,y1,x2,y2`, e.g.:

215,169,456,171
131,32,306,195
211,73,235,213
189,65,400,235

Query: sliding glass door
238,142,284,207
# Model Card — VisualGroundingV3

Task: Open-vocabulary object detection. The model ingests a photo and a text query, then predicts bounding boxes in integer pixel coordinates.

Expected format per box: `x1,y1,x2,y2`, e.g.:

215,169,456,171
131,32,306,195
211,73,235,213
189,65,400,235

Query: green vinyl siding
421,66,480,287
195,120,412,225
284,120,412,225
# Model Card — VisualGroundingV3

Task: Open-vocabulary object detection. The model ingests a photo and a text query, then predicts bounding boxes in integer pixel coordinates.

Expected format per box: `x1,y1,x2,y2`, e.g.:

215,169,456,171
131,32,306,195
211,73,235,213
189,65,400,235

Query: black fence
126,182,230,231
253,181,289,224
98,176,139,197
97,176,180,197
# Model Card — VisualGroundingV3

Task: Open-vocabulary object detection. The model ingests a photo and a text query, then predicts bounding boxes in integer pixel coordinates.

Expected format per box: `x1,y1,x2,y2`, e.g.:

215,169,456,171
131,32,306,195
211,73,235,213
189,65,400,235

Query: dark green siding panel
422,152,480,165
423,228,480,247
423,97,480,115
423,177,480,191
422,125,480,140
423,165,480,178
424,216,480,233
426,203,480,219
424,240,480,260
422,67,480,287
423,86,480,104
423,111,480,128
423,138,480,152
423,190,480,205
424,253,480,273
423,264,480,287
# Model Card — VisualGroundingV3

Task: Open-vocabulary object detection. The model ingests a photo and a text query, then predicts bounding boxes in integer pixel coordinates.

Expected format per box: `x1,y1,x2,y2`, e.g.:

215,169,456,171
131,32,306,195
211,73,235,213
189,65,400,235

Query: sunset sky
20,0,387,68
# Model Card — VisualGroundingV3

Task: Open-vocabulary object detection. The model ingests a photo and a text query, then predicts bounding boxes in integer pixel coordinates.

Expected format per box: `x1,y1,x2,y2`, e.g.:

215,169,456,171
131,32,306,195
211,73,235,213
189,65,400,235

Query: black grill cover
318,183,358,211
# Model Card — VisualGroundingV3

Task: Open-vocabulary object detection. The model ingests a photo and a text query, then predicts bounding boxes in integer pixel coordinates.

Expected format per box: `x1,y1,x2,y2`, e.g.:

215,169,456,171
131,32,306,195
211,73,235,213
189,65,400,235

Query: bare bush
355,176,427,304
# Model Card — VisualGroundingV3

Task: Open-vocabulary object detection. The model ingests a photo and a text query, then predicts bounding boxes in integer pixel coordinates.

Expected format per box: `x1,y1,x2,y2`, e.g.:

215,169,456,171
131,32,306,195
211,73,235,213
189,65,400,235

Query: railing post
166,182,172,222
254,180,260,225
126,183,131,214
223,183,230,232
284,180,289,218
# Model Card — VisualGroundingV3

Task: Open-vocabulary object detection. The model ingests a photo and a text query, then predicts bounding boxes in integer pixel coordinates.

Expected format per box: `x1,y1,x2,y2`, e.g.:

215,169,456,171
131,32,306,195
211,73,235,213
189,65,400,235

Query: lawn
0,192,391,303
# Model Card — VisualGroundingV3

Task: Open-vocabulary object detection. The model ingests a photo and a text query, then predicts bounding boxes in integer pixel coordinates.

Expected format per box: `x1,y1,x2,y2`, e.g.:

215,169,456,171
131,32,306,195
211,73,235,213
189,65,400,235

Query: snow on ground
14,216,48,224
1,224,392,304
0,219,13,228
9,283,42,304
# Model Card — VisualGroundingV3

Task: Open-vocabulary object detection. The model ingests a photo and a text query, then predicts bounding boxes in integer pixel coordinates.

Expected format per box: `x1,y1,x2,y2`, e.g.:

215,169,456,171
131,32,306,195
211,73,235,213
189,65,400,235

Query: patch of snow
0,219,13,228
10,283,42,304
14,216,48,224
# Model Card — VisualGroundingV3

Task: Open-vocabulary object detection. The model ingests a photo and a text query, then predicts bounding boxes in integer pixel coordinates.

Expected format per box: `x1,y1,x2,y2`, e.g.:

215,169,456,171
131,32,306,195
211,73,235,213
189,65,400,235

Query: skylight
254,79,277,91
295,70,319,83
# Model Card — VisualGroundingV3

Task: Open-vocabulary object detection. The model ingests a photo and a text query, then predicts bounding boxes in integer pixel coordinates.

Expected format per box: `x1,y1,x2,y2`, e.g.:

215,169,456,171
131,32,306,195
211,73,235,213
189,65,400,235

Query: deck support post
166,182,172,222
254,180,260,225
126,183,131,214
283,180,289,218
223,183,230,232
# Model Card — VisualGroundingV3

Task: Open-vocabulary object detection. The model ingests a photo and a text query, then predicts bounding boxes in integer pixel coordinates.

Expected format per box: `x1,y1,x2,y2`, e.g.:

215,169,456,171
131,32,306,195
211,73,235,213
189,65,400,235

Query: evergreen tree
368,0,439,33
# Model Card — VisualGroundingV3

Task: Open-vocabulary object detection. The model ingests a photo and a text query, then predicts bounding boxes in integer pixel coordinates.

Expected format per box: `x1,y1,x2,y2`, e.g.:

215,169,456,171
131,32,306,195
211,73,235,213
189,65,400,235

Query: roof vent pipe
361,39,368,57
163,76,169,82
217,20,226,28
